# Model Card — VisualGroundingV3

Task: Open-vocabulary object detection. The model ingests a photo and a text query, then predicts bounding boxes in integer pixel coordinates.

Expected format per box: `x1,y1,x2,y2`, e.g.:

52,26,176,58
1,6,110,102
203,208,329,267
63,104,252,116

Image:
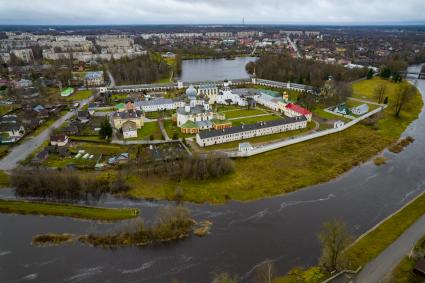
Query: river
177,57,257,82
0,65,424,283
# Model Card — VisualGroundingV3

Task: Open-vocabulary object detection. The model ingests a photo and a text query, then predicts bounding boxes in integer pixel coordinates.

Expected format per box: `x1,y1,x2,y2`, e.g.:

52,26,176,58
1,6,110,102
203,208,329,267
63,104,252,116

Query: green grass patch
65,89,93,101
127,122,163,140
0,170,9,188
230,114,281,126
389,235,425,283
163,119,194,139
345,192,425,269
0,199,139,221
221,108,268,119
312,107,351,122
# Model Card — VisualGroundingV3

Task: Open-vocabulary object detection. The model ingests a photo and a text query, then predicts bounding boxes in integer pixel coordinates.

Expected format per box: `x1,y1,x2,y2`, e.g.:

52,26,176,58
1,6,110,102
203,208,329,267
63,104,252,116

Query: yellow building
112,110,144,130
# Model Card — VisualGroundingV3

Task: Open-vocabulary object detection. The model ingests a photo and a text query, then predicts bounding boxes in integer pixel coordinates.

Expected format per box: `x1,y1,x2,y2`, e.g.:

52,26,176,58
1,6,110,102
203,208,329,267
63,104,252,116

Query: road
107,70,116,87
287,36,302,58
0,97,93,171
355,213,425,283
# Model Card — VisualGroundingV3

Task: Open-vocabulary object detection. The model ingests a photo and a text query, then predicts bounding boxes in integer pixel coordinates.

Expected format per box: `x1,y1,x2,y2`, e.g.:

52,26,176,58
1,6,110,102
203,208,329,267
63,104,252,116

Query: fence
227,105,386,158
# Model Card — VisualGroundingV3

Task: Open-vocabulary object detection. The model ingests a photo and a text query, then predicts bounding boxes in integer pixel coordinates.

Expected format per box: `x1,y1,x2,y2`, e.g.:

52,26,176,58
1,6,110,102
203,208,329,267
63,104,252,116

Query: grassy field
0,170,9,188
389,235,425,283
66,90,93,101
127,122,163,140
0,104,18,116
312,107,352,122
230,114,282,126
345,192,425,269
0,199,139,221
163,119,195,139
220,108,267,118
126,77,423,203
145,110,174,119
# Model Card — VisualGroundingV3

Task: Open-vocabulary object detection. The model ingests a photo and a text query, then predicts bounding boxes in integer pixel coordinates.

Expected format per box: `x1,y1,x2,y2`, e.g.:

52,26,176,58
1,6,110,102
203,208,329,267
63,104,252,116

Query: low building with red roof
283,103,312,121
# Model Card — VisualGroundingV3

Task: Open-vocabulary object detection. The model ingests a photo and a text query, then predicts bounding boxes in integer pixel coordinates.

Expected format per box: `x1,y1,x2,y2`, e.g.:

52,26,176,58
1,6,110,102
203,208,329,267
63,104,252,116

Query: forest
246,54,368,87
107,53,170,85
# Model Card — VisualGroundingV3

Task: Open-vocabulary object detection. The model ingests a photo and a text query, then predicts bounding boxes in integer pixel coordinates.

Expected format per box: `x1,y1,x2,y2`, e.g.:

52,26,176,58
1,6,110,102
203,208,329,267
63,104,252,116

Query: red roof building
284,103,312,121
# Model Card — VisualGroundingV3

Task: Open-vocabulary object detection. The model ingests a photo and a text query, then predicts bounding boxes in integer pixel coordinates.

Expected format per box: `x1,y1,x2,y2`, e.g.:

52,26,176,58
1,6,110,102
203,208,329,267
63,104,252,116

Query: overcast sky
0,0,424,25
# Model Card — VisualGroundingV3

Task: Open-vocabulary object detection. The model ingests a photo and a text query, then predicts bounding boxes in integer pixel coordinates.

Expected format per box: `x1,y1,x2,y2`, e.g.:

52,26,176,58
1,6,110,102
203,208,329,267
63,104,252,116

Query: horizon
0,0,424,26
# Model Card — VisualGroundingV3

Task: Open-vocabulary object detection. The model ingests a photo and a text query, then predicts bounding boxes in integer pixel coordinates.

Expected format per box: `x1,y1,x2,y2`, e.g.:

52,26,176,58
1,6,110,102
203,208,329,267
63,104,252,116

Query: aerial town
1,1,425,282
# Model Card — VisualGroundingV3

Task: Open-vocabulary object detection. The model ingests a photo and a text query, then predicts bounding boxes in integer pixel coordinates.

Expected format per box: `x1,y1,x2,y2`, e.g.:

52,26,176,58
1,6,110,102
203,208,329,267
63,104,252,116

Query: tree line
11,169,130,201
246,55,368,87
107,53,170,84
136,153,235,181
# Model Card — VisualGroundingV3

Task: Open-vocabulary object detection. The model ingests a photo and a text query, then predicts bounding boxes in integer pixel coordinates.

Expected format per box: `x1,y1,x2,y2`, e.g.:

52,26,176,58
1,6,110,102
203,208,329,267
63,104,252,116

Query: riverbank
275,182,425,282
126,78,423,204
0,199,139,221
389,235,425,282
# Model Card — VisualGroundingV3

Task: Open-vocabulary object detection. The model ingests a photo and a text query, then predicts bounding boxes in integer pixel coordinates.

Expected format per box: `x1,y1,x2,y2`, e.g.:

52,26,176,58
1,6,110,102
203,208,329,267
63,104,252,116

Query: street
0,97,93,171
355,213,425,283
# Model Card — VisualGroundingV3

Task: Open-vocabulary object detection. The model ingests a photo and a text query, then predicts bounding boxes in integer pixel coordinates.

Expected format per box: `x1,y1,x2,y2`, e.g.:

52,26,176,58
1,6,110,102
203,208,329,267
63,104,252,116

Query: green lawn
0,170,9,188
126,78,423,204
221,108,268,119
66,89,93,101
127,122,163,140
312,107,352,122
0,199,139,221
345,192,425,270
163,119,194,139
352,77,400,101
145,110,174,119
0,104,18,116
111,94,129,101
230,114,282,126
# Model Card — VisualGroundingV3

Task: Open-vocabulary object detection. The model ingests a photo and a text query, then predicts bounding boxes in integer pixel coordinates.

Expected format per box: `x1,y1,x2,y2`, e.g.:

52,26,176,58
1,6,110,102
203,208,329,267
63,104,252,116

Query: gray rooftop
136,98,174,107
176,105,211,115
198,116,307,139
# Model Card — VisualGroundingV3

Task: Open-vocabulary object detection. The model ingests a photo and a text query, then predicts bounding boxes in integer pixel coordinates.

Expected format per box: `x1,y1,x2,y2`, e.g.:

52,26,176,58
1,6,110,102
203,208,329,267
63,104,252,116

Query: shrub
373,156,387,166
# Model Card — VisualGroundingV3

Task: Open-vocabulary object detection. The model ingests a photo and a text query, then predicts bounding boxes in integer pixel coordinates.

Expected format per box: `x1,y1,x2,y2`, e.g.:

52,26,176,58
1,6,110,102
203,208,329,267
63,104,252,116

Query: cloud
0,0,423,25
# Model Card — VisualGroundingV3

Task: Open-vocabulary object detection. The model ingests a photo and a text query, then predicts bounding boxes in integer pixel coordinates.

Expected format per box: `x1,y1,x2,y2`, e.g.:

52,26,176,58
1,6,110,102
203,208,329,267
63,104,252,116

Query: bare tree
394,84,415,117
318,218,353,272
212,272,238,283
373,84,387,104
253,260,276,283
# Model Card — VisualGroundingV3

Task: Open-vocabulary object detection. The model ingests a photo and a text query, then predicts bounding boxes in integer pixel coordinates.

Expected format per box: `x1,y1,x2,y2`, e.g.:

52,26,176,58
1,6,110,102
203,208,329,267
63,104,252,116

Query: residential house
31,149,49,165
50,134,69,146
84,71,104,86
332,104,352,116
351,104,369,116
121,121,138,139
108,153,129,165
0,123,25,143
112,110,144,130
77,110,91,123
